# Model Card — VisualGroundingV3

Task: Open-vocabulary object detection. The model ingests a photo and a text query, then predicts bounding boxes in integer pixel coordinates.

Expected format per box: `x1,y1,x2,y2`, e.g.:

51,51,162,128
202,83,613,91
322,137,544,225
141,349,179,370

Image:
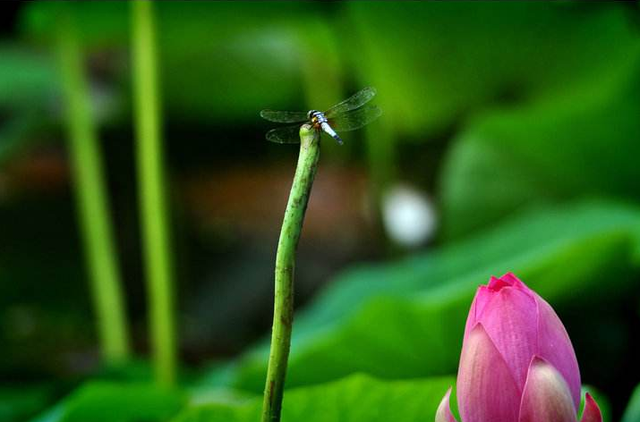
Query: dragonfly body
261,87,381,145
308,109,343,144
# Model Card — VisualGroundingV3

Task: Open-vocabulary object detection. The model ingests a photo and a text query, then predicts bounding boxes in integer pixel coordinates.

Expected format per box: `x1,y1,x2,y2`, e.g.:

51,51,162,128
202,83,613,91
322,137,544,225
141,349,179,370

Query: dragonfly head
308,110,328,128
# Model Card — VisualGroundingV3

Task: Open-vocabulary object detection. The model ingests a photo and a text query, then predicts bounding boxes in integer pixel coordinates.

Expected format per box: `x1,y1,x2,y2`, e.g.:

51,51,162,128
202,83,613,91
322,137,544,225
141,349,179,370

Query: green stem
56,11,130,363
261,125,321,422
131,0,176,386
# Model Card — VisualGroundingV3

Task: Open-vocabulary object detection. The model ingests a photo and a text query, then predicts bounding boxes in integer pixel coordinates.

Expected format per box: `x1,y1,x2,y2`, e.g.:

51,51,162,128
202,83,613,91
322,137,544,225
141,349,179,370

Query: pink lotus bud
436,273,603,422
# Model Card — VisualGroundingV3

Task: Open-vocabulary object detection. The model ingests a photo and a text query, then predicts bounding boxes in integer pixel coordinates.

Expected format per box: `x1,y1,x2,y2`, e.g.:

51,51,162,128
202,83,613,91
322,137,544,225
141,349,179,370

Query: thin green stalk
262,125,321,422
56,11,130,363
131,0,176,386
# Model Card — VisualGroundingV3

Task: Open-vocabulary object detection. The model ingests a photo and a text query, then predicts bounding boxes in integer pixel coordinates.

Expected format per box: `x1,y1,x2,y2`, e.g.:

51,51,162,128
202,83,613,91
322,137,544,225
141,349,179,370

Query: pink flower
436,273,602,422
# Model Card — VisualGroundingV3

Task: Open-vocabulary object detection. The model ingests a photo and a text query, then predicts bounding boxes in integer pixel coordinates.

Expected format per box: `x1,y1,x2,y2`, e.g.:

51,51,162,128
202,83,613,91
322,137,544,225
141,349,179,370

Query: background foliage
1,2,639,421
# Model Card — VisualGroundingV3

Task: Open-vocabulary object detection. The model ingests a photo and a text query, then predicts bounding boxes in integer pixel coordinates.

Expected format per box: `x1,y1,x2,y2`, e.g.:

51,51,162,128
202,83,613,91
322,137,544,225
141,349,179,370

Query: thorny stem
56,9,130,362
261,125,321,422
131,0,177,386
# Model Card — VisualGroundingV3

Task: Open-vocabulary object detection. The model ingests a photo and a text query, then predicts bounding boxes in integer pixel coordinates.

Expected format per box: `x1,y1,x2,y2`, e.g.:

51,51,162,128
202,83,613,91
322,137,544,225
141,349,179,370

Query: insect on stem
261,124,321,422
260,87,381,144
259,87,380,421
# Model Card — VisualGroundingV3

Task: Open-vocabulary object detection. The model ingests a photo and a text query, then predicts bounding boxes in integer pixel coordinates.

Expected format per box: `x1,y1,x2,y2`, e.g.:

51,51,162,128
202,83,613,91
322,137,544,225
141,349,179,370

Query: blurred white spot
382,184,437,247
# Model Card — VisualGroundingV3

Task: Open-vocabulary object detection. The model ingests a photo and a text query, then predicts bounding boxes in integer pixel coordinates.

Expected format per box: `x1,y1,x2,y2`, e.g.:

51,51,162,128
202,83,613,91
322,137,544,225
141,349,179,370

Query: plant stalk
131,0,176,386
56,10,130,363
261,125,321,422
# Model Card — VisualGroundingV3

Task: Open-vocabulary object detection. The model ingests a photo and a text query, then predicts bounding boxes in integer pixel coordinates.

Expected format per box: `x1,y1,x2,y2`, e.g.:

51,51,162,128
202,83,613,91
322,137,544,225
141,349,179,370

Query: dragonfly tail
321,122,343,145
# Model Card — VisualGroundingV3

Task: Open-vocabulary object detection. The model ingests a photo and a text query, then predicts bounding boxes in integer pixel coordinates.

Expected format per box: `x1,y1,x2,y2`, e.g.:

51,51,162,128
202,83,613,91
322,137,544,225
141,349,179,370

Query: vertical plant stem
131,0,176,387
261,125,321,422
56,10,130,362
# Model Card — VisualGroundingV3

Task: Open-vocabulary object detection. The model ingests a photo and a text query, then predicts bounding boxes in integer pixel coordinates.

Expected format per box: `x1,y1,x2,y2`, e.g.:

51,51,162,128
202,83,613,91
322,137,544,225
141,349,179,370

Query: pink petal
476,285,538,390
488,275,511,290
499,272,522,286
464,286,491,338
518,357,577,422
580,393,603,422
457,323,520,422
535,295,581,409
436,387,458,422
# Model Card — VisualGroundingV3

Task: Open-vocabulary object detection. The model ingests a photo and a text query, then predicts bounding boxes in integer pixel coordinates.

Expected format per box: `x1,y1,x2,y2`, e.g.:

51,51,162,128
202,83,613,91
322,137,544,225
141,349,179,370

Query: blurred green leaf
439,52,640,238
19,2,342,123
0,45,58,164
198,201,640,392
29,382,185,422
20,2,639,129
0,45,59,108
622,384,640,422
0,384,54,422
346,2,640,137
174,374,454,422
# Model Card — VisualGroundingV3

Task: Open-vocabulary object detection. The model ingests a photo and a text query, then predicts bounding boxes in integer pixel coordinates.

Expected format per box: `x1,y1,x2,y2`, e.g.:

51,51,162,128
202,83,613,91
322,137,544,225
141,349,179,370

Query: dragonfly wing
325,87,377,118
260,109,308,123
330,104,382,132
265,124,303,144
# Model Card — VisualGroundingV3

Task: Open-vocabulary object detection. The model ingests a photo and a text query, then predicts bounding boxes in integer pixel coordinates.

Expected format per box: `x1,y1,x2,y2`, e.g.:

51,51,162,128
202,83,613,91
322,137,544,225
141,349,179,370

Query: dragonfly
260,87,381,145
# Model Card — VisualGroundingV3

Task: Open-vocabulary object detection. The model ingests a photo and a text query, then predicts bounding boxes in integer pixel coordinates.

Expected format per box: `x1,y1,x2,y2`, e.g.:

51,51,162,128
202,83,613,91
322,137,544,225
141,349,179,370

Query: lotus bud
436,273,602,422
